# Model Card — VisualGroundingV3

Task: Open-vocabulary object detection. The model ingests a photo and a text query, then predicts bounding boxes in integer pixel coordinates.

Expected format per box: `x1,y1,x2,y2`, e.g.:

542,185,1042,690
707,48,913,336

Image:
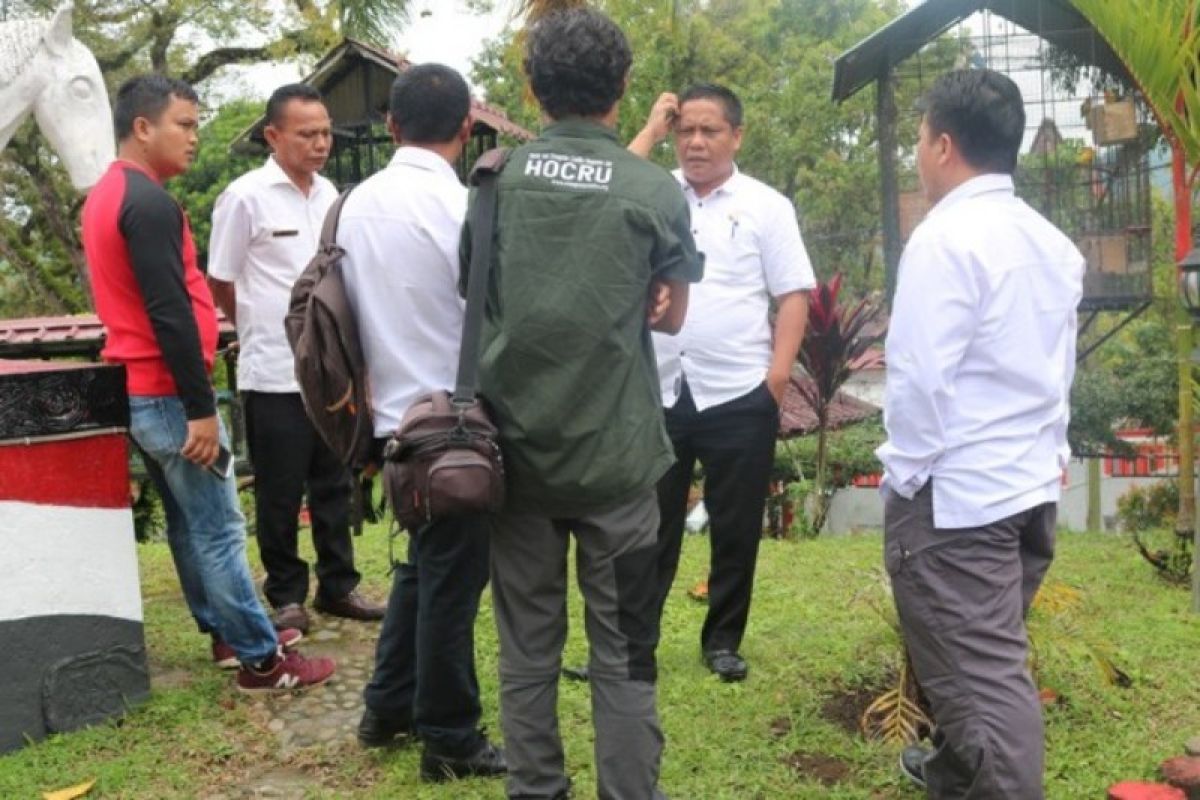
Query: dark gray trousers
884,482,1055,800
490,490,667,800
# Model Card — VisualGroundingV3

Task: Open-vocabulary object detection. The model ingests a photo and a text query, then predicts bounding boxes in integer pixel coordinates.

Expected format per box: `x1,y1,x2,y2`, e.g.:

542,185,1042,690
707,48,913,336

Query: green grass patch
2,527,1198,798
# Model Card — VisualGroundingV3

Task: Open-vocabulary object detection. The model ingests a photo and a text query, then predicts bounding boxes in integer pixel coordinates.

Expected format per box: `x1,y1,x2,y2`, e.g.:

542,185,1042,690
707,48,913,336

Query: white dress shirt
653,167,816,411
876,174,1084,529
208,156,337,393
336,147,467,437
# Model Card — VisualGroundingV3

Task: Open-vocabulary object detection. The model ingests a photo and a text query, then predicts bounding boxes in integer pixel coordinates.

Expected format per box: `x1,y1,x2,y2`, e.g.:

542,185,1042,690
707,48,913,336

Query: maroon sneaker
213,628,304,670
236,650,335,694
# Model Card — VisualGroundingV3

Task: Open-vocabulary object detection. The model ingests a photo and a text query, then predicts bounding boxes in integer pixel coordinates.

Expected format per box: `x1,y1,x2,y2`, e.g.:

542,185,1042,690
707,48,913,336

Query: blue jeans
129,395,278,665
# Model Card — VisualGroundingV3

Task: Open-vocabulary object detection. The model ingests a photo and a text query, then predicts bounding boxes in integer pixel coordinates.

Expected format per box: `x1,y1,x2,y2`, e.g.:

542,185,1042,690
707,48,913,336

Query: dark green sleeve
457,186,477,298
652,188,704,284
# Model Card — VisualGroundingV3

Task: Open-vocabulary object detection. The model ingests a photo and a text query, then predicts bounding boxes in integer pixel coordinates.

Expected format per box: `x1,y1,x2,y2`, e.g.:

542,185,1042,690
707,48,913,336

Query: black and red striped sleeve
117,169,215,420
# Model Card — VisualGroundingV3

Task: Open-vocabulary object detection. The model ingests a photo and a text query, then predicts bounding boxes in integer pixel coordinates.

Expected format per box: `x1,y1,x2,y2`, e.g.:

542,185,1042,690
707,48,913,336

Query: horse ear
44,4,74,55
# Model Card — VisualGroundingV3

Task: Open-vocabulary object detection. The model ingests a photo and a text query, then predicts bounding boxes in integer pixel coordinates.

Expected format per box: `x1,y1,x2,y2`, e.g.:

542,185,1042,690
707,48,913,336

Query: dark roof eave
831,0,1136,103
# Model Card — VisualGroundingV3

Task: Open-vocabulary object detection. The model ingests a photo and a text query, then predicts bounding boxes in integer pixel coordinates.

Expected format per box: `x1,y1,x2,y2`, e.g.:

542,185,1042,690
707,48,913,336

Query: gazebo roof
231,37,534,155
831,0,1136,102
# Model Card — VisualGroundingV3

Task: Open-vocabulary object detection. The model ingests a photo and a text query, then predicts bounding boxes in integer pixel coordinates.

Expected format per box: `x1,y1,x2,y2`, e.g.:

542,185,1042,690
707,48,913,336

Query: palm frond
513,0,590,22
337,0,411,46
860,652,932,745
1068,0,1200,170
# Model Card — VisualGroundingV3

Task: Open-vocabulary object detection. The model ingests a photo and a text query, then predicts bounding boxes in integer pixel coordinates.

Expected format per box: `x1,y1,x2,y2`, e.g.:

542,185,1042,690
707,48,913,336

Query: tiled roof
779,375,880,438
0,314,236,359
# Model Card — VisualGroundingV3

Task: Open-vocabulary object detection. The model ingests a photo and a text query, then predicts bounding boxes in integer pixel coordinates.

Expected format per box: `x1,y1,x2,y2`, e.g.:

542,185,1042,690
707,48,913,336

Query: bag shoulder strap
453,147,511,405
319,184,358,247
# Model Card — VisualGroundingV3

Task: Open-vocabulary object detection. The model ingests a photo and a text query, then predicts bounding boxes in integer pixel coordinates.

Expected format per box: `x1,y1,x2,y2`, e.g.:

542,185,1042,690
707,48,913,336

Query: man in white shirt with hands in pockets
629,83,815,683
877,69,1083,799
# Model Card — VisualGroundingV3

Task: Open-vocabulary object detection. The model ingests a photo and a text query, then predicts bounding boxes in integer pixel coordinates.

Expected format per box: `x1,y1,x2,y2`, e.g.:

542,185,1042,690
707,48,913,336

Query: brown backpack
284,188,373,470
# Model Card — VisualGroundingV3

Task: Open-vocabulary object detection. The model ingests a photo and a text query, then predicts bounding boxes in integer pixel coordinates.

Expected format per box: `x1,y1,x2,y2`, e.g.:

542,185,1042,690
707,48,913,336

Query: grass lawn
2,524,1198,799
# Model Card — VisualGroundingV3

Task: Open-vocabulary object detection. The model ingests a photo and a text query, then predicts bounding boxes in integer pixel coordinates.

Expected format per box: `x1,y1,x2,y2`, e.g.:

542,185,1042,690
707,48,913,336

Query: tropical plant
854,571,1130,745
794,274,884,533
1116,481,1193,583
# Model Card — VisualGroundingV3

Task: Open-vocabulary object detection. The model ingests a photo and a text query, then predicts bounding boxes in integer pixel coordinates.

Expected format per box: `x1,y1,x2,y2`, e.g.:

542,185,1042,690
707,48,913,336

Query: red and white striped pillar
0,360,149,753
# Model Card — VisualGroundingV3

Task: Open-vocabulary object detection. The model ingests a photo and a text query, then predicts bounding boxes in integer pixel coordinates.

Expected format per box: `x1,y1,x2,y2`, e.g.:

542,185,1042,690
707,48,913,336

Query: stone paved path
246,614,380,754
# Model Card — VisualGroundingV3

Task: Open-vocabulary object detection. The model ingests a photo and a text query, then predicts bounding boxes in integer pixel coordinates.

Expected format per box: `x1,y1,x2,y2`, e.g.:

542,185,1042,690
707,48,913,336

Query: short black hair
918,69,1026,174
680,83,743,128
114,74,198,141
389,63,471,144
265,83,324,127
523,8,631,120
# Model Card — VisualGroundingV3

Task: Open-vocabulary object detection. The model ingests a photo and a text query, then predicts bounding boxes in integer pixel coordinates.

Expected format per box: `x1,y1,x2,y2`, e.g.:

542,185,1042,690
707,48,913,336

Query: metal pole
876,68,902,308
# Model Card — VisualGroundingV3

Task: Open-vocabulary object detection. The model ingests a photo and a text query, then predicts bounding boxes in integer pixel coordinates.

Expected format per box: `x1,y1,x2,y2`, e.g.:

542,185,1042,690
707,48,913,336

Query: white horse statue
0,5,113,189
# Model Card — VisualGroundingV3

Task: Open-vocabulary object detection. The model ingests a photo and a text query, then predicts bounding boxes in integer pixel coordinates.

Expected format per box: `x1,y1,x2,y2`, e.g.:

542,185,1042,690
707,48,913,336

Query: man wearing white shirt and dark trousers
208,84,384,634
336,65,504,782
630,84,815,682
877,70,1082,799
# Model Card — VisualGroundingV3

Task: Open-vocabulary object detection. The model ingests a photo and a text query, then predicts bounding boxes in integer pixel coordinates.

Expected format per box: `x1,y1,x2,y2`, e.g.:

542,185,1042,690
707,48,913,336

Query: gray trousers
490,490,667,800
884,482,1055,800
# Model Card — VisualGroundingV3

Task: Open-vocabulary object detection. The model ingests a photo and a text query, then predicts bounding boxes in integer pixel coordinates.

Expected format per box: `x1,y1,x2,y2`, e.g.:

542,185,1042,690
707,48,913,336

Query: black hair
265,83,324,127
679,83,743,128
918,69,1026,174
389,63,471,144
523,8,632,120
113,74,198,141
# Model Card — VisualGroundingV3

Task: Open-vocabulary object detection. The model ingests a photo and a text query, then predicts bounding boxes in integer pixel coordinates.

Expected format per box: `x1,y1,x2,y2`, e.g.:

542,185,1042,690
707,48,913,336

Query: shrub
1115,480,1178,532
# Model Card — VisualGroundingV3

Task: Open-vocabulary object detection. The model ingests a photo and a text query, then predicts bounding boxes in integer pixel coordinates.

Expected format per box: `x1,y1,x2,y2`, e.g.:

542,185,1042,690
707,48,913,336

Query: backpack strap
319,184,358,247
453,148,511,407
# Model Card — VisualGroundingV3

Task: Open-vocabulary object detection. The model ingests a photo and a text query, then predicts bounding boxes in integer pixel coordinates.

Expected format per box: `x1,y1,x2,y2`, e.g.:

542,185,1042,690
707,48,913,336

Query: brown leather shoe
271,603,310,634
313,590,385,622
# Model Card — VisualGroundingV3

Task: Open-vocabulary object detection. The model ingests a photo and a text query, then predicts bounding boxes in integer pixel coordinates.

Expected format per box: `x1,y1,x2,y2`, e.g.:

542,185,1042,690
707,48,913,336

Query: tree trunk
1087,457,1102,532
1170,139,1199,612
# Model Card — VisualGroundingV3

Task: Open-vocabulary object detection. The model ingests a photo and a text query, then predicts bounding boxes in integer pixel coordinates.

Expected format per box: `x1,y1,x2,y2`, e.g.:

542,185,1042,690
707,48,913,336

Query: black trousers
653,379,779,653
363,508,491,756
243,391,359,608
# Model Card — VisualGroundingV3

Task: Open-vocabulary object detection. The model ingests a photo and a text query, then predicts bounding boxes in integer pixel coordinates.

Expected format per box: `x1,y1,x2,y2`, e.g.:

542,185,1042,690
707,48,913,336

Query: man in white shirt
629,84,815,682
208,84,384,634
877,69,1083,799
336,64,504,784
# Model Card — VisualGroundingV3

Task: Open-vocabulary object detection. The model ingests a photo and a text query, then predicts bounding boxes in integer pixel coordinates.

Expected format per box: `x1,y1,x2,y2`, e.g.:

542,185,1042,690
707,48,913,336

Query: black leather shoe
703,649,748,682
357,707,414,748
420,738,507,782
899,745,929,788
313,590,386,622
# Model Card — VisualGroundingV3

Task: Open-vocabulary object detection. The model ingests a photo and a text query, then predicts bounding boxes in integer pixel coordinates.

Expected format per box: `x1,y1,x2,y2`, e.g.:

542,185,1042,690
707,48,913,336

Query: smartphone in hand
207,445,234,480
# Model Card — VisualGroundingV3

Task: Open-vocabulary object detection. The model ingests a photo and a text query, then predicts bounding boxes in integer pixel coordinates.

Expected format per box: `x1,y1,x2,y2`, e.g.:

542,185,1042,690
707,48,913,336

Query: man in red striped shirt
82,74,334,693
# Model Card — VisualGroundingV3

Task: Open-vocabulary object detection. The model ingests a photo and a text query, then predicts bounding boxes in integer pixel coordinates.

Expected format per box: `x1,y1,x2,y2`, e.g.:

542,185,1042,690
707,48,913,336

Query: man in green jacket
461,9,703,798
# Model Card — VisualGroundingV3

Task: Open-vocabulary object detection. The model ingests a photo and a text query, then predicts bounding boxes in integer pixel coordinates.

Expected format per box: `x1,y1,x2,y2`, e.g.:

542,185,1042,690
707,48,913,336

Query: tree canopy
0,0,410,315
472,0,922,293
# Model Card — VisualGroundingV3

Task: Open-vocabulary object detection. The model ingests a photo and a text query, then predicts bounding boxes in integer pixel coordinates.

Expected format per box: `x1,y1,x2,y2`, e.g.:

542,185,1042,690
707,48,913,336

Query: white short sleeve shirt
336,147,468,437
653,167,816,411
208,156,338,393
876,174,1084,528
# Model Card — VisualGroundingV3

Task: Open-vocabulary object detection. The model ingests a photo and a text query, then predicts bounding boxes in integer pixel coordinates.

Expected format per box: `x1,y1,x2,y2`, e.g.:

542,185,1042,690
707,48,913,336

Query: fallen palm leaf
860,654,931,745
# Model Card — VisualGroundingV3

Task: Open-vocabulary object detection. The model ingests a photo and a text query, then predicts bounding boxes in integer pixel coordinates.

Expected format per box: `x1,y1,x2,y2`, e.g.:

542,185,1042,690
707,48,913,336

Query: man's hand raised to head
628,92,679,158
181,414,220,468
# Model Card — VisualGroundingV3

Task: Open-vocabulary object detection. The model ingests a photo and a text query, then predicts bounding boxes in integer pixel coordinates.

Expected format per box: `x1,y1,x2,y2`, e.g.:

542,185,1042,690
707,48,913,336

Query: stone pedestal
0,360,148,753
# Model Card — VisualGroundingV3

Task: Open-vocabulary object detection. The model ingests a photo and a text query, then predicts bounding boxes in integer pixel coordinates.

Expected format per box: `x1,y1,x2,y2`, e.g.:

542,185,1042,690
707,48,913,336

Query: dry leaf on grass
42,779,96,800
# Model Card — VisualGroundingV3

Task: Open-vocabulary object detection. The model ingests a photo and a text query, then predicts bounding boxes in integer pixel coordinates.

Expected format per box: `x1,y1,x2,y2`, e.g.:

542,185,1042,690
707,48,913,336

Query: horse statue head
0,5,114,190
